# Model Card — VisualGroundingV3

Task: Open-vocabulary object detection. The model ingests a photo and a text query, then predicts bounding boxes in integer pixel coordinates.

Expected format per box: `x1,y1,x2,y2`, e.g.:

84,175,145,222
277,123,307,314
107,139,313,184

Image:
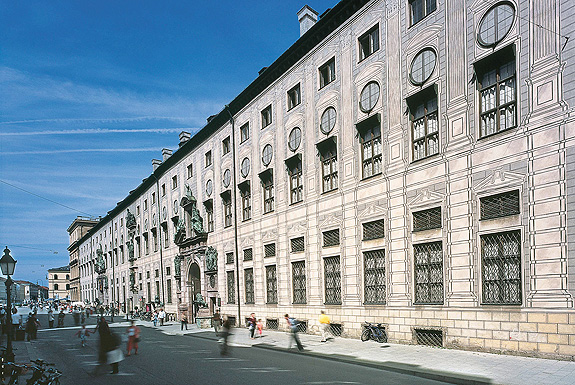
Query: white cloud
0,128,199,136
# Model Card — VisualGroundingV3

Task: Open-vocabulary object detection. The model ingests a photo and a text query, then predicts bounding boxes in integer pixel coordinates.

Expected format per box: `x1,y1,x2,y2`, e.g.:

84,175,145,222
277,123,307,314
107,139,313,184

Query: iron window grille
364,249,386,304
261,105,272,128
319,57,336,88
359,124,382,178
241,188,251,221
320,142,338,192
324,256,342,305
409,0,436,26
413,207,442,232
292,261,307,304
408,87,439,161
287,83,301,110
262,174,274,214
244,268,254,304
414,329,443,347
240,123,250,143
266,265,278,304
222,136,231,155
480,190,520,220
289,159,303,204
223,197,232,228
481,230,522,305
226,252,234,265
264,243,276,258
296,321,308,334
291,236,305,253
359,24,379,61
323,229,340,247
243,248,253,261
267,318,279,330
167,279,172,304
413,241,444,304
476,47,516,137
330,323,343,337
363,219,385,240
227,271,235,304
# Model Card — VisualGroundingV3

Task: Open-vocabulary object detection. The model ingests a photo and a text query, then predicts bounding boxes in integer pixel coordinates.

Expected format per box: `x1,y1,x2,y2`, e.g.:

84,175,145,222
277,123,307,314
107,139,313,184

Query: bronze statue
95,245,106,274
205,246,218,271
127,240,135,262
174,255,183,277
126,209,136,230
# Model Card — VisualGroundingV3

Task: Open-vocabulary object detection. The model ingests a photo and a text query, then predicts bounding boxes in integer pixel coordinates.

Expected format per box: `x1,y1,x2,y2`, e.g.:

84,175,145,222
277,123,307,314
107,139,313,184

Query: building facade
67,216,99,302
72,0,575,359
48,266,70,300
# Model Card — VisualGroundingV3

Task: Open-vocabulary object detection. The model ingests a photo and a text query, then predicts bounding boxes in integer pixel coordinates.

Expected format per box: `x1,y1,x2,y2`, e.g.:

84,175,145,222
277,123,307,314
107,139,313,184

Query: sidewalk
137,319,575,385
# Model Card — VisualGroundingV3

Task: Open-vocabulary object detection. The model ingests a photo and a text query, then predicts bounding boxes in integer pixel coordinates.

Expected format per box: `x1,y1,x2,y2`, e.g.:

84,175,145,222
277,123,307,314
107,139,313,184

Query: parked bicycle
1,362,28,385
25,359,61,385
360,322,387,343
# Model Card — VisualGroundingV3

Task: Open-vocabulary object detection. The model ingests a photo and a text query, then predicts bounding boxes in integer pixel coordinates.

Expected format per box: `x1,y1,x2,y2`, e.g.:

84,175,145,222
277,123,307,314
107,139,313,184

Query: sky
0,0,336,286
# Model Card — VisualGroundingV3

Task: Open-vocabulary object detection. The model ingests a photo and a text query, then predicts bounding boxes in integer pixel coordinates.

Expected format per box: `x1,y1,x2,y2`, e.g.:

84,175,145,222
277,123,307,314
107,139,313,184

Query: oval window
360,81,380,112
223,169,231,188
288,127,302,151
410,48,437,85
262,144,273,166
320,107,337,134
478,2,515,47
173,200,178,214
241,158,250,178
205,179,213,197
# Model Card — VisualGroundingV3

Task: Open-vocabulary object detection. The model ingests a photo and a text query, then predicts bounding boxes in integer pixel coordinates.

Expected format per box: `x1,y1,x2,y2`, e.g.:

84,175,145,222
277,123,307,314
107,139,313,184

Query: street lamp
1,247,17,363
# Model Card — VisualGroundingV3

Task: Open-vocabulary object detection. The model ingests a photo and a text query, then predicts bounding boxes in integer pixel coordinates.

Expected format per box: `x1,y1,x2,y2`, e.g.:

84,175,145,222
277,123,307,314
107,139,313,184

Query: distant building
48,266,70,300
38,286,48,301
67,216,99,302
14,280,40,302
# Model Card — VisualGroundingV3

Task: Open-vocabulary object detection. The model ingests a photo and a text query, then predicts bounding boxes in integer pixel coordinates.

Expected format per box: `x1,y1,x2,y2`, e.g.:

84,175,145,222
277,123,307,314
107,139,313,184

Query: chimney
152,159,162,171
297,5,318,37
162,148,173,161
179,131,191,147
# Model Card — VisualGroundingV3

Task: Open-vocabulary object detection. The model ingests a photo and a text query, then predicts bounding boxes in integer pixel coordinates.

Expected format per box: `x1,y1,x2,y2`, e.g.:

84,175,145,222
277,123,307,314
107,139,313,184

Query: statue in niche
129,270,136,292
174,218,186,244
184,184,204,236
95,245,106,274
193,293,207,308
127,240,135,262
205,246,218,272
126,209,136,230
174,255,183,277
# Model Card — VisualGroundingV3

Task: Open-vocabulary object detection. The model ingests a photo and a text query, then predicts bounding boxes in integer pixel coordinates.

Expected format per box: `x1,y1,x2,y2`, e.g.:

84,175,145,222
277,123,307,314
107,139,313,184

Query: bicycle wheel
360,328,371,342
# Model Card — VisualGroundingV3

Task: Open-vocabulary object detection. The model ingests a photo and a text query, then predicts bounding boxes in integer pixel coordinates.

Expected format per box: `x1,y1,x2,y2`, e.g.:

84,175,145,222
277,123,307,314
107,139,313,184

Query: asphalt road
23,315,449,385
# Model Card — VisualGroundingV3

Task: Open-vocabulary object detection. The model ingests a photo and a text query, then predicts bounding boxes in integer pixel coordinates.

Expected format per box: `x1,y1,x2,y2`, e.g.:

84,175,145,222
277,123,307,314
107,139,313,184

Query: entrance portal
188,263,201,321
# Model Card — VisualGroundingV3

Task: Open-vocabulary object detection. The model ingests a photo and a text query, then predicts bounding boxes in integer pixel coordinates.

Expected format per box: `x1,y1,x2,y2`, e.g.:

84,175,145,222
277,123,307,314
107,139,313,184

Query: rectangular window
364,249,386,304
152,229,158,252
240,123,250,143
292,261,307,304
137,205,140,215
480,190,520,220
187,164,193,179
143,233,149,254
287,83,301,110
227,271,236,304
167,279,172,304
288,158,303,204
241,187,251,221
166,267,171,276
222,136,231,155
324,256,341,305
147,282,151,302
363,219,385,240
155,281,160,300
359,123,382,178
226,252,234,265
155,269,159,278
205,201,214,232
266,265,278,304
262,173,274,214
414,241,444,304
359,24,379,61
261,105,272,128
319,57,336,88
161,184,166,196
413,207,442,232
476,47,516,137
144,199,148,211
244,268,254,304
205,151,212,167
264,243,276,258
223,196,233,228
172,175,178,189
323,229,340,247
408,87,439,161
162,224,169,248
243,248,253,261
291,236,305,253
152,192,156,204
409,0,436,25
481,230,521,305
320,141,338,192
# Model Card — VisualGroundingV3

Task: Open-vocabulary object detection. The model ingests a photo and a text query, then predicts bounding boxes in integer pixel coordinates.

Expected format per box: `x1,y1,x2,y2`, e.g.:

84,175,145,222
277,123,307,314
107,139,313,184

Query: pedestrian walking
219,316,232,356
25,313,39,341
48,309,55,328
158,309,166,326
75,324,92,347
180,314,188,331
11,308,20,340
247,312,256,339
57,310,65,327
152,311,158,327
284,314,304,351
257,319,263,338
93,316,123,375
212,310,221,334
319,310,331,342
126,320,141,356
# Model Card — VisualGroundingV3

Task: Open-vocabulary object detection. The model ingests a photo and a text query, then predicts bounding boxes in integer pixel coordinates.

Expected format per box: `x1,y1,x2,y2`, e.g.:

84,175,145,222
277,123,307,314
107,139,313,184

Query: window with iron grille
167,279,172,304
476,46,516,137
324,256,341,305
408,87,439,161
319,57,336,88
296,321,308,333
323,229,340,247
414,329,443,347
289,159,303,204
481,230,522,305
292,261,307,304
223,196,232,228
413,241,444,304
243,248,253,261
267,318,279,330
359,24,379,61
226,252,234,265
227,271,235,304
291,237,305,253
413,207,442,232
240,186,251,221
240,123,250,143
262,174,274,214
266,265,277,304
363,219,385,240
364,249,386,304
480,190,520,220
244,268,254,304
359,124,382,179
320,142,338,192
264,243,276,258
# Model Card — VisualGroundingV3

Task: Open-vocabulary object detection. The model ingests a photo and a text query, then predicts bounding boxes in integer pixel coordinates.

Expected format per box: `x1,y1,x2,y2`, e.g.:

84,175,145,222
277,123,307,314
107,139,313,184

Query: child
75,325,91,347
257,319,263,338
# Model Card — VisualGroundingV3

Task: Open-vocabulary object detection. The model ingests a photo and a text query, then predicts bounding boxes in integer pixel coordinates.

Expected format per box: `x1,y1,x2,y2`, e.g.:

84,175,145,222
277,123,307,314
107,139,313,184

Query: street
16,313,449,385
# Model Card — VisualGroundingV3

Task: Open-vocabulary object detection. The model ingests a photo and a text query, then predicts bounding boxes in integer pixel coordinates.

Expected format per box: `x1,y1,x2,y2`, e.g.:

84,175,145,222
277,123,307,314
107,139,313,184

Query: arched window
54,284,59,290
54,274,58,280
66,284,70,290
66,274,70,280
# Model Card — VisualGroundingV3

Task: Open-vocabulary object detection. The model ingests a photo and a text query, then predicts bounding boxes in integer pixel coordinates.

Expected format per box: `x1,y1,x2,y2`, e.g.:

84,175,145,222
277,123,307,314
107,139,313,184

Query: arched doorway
188,263,201,321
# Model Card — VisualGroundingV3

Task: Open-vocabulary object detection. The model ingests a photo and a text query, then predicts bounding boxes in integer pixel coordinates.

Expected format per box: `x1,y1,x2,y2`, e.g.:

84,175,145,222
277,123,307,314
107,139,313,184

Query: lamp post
1,247,17,363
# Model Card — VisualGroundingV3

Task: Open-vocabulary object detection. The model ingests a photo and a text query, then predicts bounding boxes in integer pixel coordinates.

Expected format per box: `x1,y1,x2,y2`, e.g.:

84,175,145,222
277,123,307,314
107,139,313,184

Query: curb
184,331,492,385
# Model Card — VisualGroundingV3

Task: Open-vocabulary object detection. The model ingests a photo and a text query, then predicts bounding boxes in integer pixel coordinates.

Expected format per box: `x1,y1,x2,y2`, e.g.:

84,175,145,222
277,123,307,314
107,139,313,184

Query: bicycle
360,322,387,343
25,360,61,385
1,362,29,385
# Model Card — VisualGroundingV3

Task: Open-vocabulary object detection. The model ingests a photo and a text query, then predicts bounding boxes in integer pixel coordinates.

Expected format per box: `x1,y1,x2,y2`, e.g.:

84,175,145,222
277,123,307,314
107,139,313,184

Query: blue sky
0,0,335,286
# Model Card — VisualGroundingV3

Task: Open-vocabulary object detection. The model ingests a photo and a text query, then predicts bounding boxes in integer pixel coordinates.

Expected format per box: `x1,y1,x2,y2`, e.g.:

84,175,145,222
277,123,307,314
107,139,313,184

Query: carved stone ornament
181,184,205,236
127,240,135,262
95,245,106,274
126,209,136,231
193,293,207,308
205,246,218,272
129,270,137,293
174,254,184,277
174,218,186,245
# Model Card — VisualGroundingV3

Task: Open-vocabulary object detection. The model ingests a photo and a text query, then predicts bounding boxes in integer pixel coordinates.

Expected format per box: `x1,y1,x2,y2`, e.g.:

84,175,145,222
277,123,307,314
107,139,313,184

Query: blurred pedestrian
319,310,331,342
180,314,188,331
212,310,221,334
284,314,303,351
93,316,123,375
247,313,256,339
75,324,92,347
48,309,55,328
257,319,263,338
152,311,158,327
57,310,65,327
219,316,232,356
126,320,140,356
158,309,166,326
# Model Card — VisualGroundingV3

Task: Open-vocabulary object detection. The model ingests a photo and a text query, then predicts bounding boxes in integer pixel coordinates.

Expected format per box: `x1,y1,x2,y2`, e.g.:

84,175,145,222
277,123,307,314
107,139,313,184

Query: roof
48,265,70,272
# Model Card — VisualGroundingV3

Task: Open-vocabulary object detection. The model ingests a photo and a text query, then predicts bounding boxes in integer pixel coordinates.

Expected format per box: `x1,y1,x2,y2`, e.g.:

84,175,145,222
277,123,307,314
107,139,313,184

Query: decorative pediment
261,230,277,242
405,25,442,54
408,188,445,209
319,212,343,229
473,170,525,195
358,202,386,219
355,63,384,88
241,237,253,248
288,222,307,236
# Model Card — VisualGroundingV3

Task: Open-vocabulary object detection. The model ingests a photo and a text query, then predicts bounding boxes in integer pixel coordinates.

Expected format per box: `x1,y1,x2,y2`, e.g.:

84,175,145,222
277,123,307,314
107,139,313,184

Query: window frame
409,0,437,26
222,136,231,155
261,105,273,129
223,195,233,228
240,185,251,221
240,123,250,143
324,255,342,305
261,172,274,214
287,83,301,110
266,265,278,304
205,150,212,167
319,57,336,89
288,157,303,204
292,261,307,304
244,268,254,304
358,24,380,62
319,140,338,193
408,86,439,162
413,241,444,305
364,249,386,305
358,118,382,179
